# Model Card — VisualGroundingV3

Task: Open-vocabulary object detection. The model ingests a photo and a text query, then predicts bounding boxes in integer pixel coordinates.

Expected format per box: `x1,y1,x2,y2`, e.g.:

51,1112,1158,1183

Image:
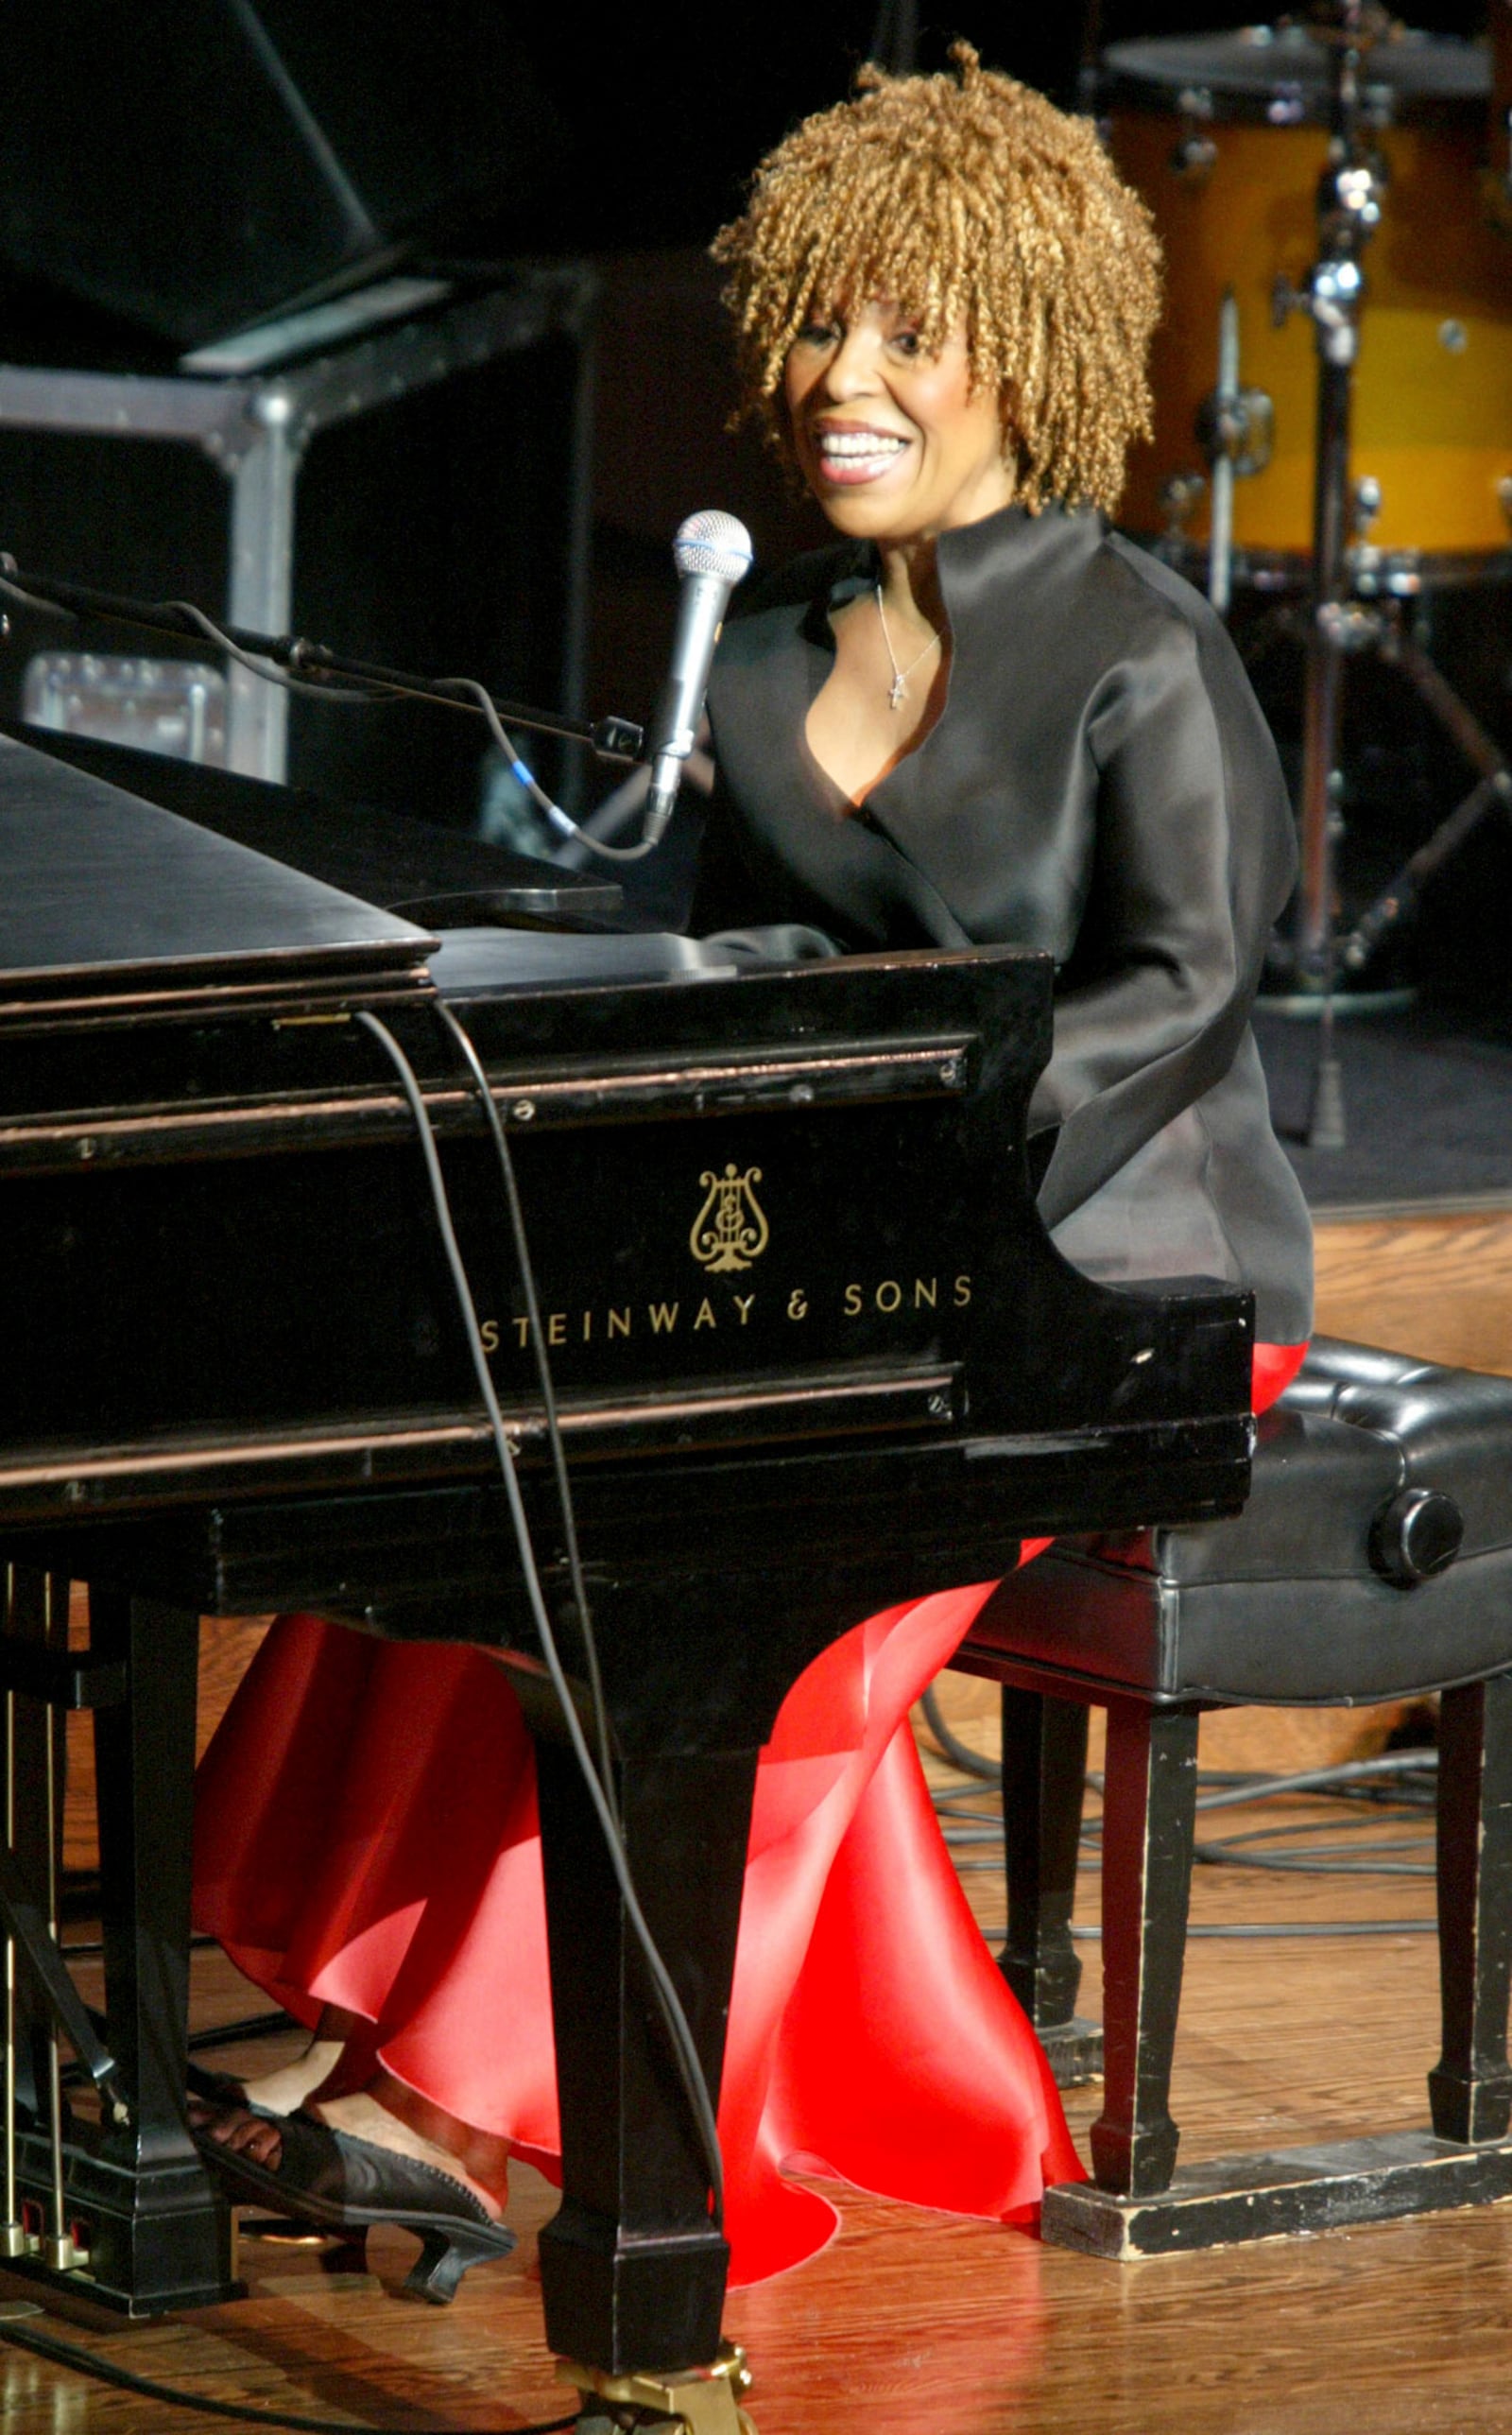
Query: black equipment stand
1272,1,1512,1148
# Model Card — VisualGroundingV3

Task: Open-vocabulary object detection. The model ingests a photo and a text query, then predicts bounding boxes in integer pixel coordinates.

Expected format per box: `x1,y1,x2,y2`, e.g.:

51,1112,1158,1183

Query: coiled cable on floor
919,1685,1000,1781
925,1711,1442,1935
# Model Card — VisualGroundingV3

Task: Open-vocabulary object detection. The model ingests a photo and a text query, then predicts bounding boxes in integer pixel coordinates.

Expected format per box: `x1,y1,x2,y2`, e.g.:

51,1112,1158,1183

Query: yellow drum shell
1112,112,1512,558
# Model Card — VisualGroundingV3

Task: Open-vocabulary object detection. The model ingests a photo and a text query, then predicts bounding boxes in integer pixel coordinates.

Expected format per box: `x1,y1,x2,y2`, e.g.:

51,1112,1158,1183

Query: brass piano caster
558,2339,756,2433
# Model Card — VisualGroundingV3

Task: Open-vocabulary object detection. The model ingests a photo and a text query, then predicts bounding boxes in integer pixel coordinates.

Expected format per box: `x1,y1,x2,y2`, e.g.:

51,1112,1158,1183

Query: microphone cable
0,572,684,863
433,1002,616,1819
0,569,386,708
352,1010,726,2228
160,607,667,863
169,598,659,860
440,676,669,863
167,597,655,860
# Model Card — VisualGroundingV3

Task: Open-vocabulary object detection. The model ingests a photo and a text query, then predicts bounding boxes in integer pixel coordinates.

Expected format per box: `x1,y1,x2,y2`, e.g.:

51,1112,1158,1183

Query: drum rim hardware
1101,21,1492,127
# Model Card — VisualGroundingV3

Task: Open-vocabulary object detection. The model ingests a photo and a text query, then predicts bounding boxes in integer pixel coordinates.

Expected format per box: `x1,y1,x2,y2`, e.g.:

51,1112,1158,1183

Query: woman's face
783,302,1015,544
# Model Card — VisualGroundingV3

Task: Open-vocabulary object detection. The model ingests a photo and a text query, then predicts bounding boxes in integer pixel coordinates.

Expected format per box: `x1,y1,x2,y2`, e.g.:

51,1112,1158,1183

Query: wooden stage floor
5,1205,1512,2433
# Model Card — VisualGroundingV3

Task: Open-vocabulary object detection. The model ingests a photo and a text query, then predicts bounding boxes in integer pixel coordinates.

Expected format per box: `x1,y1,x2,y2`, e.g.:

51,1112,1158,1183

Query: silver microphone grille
673,509,754,586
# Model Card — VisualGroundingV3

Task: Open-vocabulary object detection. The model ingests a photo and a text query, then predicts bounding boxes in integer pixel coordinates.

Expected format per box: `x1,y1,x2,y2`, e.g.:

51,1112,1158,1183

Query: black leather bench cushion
958,1338,1512,1707
960,1535,1512,1705
1280,1338,1512,1563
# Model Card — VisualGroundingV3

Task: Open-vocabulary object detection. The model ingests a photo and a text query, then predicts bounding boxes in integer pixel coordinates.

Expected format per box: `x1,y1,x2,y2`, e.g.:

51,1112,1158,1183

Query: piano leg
85,1590,238,2310
997,1686,1103,2086
532,1733,759,2379
4,1568,61,2241
1089,1698,1199,2198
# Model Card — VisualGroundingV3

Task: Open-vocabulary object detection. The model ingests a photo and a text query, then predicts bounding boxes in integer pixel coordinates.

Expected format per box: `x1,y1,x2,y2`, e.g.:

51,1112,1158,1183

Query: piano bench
949,1336,1512,2258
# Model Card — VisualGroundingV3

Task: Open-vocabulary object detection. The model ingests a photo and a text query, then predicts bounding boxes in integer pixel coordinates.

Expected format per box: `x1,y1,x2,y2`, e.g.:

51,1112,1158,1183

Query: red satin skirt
193,1340,1305,2286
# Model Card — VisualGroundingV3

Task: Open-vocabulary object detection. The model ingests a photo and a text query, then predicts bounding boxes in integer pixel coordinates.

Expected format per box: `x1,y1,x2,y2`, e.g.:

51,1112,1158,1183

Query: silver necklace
874,583,942,711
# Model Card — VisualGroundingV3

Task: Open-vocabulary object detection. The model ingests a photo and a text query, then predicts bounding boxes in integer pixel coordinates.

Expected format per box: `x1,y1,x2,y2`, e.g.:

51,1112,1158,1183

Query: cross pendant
887,675,905,711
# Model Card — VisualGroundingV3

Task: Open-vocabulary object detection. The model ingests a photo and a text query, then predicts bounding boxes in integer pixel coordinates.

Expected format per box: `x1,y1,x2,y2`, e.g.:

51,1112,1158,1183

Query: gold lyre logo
690,1164,769,1273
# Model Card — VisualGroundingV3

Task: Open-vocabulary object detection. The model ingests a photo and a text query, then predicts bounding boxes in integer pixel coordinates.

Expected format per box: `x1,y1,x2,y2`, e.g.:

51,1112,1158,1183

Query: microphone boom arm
0,556,644,765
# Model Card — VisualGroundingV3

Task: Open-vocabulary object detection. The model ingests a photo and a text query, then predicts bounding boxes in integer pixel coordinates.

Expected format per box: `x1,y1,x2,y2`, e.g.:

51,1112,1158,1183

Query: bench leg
1430,1673,1512,2144
998,1687,1088,2030
1090,1699,1199,2198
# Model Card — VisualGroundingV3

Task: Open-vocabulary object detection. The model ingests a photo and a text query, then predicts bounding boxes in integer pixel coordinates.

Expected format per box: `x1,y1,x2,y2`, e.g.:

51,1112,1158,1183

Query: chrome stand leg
1267,0,1390,1137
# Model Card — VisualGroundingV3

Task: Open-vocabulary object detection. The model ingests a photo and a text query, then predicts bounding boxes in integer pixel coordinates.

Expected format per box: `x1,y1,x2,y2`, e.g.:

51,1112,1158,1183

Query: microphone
642,509,753,844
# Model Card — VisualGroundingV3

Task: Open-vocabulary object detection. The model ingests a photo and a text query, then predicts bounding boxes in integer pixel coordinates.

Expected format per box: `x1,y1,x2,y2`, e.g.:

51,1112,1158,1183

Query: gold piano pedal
557,2339,755,2433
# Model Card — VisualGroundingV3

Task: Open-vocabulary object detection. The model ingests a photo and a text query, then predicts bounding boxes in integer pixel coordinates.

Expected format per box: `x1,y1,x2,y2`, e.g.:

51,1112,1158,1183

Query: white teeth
816,430,906,459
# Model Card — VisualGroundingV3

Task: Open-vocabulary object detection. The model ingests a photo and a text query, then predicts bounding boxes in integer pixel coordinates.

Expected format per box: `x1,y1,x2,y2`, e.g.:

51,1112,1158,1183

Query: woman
193,45,1312,2292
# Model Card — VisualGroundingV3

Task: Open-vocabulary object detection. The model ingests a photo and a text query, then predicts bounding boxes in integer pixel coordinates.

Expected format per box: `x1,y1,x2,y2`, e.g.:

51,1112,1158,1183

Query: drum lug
1158,471,1206,554
1171,130,1217,179
1351,476,1383,544
1196,385,1274,481
1170,83,1216,180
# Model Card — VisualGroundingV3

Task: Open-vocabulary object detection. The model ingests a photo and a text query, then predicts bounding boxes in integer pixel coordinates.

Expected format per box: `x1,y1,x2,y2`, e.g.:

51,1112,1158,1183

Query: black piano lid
0,731,435,1009
3,725,626,932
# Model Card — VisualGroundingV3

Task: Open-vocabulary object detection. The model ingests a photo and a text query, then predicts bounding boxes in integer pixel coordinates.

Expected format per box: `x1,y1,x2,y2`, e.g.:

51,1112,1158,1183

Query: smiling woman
192,44,1311,2304
713,44,1161,518
785,308,1011,532
711,53,1160,806
782,305,1011,790
697,45,1310,1353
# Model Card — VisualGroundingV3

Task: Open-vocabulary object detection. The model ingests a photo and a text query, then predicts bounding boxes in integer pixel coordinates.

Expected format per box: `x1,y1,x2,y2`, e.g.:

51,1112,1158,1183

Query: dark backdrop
0,2,1503,991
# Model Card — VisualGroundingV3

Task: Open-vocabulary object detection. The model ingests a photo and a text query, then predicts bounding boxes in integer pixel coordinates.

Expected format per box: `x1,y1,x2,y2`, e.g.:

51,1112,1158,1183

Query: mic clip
592,713,644,761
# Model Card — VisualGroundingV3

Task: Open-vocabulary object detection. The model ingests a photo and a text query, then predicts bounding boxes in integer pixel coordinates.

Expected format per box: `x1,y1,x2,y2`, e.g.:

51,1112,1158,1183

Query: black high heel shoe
194,2102,516,2303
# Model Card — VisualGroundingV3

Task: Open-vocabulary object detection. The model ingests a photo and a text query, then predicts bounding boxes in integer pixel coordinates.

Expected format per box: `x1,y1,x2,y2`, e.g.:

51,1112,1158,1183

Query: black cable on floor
1194,1818,1429,1850
928,1735,1443,1931
1190,1753,1438,1814
971,1919,1437,1940
0,2317,576,2435
919,1686,1000,1781
1193,1843,1434,1876
922,1701,1442,1814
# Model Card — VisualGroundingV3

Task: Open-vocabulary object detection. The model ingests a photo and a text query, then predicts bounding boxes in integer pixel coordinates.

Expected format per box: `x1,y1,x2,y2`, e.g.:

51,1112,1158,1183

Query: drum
1107,26,1512,573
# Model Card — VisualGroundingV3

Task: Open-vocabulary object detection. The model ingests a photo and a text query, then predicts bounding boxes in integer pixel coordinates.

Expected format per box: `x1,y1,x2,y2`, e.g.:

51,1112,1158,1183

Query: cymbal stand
1273,0,1388,1147
1339,610,1512,976
1197,289,1274,616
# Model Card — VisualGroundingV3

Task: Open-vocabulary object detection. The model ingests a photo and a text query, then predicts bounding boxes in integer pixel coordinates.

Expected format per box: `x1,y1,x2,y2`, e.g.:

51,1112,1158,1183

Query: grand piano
0,726,1254,2401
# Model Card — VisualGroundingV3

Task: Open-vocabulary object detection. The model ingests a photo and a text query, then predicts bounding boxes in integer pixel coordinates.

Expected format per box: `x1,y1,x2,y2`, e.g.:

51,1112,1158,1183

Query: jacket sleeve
1031,602,1296,1233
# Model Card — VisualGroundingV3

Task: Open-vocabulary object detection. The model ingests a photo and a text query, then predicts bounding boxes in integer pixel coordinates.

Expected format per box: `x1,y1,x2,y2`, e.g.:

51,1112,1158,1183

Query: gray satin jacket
694,501,1314,1346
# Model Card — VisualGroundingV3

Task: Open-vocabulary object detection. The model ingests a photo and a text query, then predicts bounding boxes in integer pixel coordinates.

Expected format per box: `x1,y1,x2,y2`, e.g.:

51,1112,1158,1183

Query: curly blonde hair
712,43,1161,516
